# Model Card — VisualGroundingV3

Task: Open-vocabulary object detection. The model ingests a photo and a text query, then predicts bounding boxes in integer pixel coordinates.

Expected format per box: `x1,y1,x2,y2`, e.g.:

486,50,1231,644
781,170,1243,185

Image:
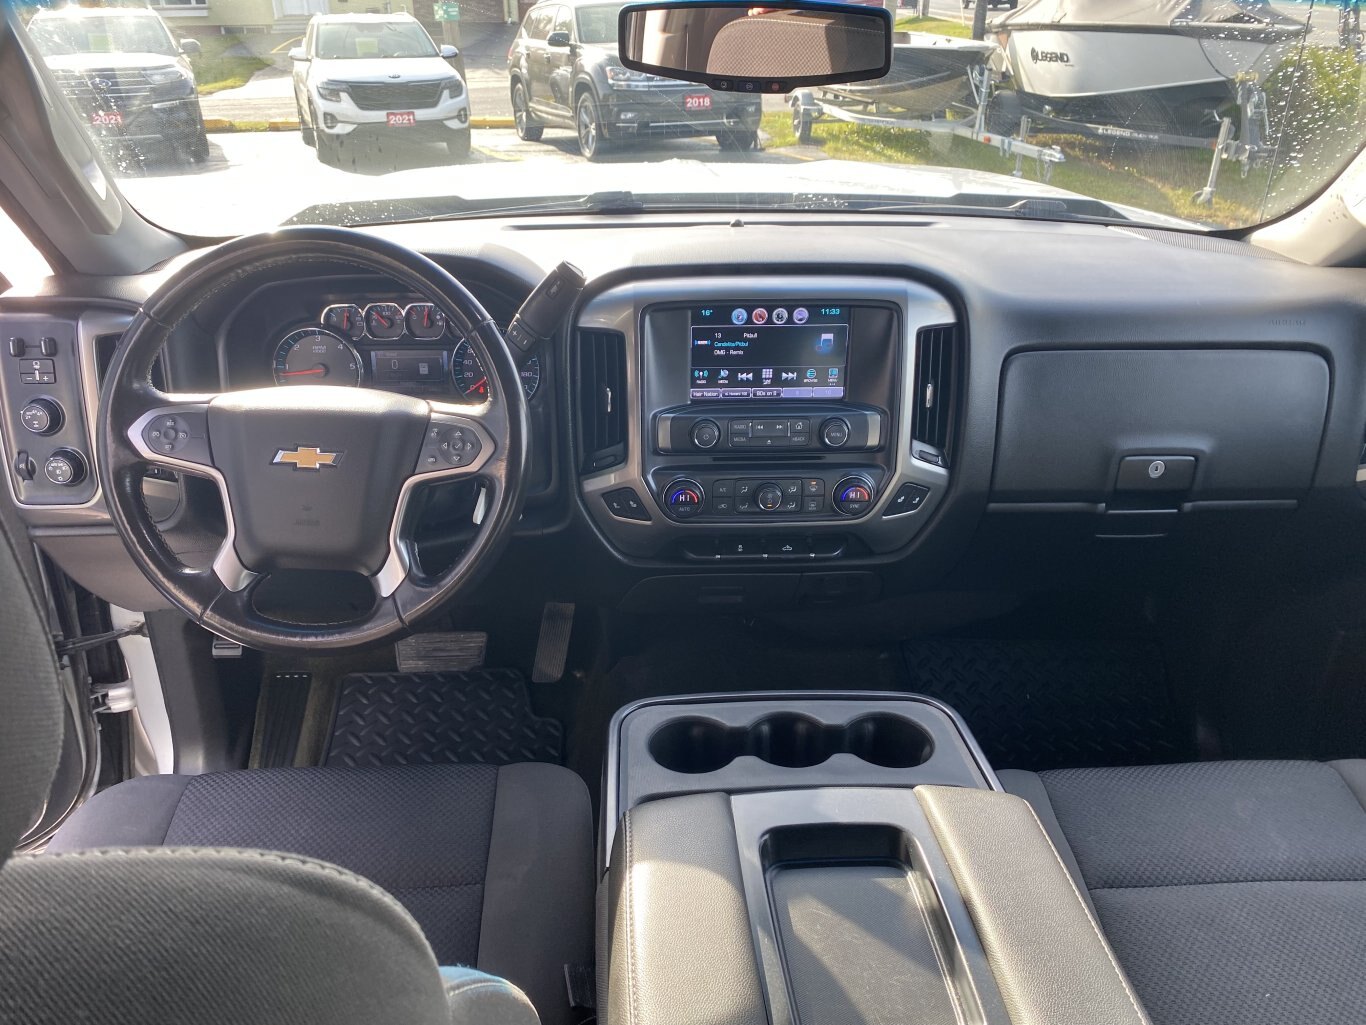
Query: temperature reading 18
820,307,842,317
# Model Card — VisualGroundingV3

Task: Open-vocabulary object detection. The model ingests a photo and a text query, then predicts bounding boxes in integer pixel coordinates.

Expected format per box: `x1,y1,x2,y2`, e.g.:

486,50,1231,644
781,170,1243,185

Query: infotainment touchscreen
689,303,849,401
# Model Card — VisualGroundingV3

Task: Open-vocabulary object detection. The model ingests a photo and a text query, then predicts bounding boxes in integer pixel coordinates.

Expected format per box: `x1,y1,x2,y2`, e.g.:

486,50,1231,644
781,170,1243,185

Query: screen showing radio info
690,303,849,401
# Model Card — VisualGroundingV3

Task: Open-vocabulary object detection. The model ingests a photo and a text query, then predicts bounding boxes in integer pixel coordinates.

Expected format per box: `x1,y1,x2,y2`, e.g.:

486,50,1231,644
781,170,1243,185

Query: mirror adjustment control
832,475,875,516
664,478,705,519
690,419,721,450
19,398,62,436
43,449,87,487
820,417,851,449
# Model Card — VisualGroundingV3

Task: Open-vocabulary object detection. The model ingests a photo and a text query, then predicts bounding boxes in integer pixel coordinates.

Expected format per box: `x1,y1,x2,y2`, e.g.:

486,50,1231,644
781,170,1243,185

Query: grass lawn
761,108,1274,228
188,35,270,95
893,15,972,38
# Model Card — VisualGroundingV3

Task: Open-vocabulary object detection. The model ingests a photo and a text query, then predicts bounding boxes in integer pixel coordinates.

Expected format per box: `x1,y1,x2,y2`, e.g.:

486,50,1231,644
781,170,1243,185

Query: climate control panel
653,469,893,522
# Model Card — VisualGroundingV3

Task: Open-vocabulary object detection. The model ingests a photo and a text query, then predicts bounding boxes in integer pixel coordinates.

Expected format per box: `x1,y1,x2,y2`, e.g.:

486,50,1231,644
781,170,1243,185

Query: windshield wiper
284,190,651,226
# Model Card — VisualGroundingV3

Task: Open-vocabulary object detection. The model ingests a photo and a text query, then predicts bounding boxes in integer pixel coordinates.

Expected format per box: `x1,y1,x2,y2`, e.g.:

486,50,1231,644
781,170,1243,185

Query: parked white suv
290,13,470,165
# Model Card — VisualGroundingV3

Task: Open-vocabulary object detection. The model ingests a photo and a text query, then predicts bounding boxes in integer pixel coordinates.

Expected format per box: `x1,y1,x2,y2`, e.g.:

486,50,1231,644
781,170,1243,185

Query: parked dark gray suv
507,0,762,159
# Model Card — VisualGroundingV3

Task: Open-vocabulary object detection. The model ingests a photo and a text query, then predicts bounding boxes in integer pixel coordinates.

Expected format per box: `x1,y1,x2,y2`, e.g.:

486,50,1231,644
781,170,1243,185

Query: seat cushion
1001,760,1366,1025
50,762,593,1025
1,847,453,1025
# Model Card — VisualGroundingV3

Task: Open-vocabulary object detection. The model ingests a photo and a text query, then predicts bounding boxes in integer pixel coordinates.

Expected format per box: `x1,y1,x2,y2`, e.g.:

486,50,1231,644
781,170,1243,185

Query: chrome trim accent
126,402,256,592
373,404,497,599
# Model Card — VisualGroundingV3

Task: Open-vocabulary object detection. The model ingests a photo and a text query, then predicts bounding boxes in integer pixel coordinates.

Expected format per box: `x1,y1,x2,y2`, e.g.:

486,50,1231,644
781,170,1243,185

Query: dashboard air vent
912,324,958,466
577,329,627,473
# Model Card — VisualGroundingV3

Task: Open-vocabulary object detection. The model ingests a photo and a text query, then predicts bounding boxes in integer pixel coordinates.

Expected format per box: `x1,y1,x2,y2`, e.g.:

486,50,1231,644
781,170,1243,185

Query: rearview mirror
440,43,460,58
618,0,891,92
288,46,306,61
547,30,572,47
179,37,202,56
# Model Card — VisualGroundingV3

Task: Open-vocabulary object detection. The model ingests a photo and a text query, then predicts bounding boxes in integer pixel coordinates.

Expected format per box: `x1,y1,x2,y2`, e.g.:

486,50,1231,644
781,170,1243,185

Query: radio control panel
655,405,883,454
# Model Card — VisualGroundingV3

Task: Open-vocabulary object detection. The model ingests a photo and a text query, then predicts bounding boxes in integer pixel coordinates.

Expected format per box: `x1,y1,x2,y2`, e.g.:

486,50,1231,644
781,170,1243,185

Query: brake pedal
395,631,487,673
532,602,574,684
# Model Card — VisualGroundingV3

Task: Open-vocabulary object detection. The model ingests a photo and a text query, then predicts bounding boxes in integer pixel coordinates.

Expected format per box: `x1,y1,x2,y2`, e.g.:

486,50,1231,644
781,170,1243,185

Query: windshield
11,0,1365,235
29,13,178,57
314,21,438,60
577,4,624,45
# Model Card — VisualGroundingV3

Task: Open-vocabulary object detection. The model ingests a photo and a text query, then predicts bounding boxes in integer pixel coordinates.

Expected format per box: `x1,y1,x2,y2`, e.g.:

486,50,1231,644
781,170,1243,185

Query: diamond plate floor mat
324,669,563,768
901,639,1191,772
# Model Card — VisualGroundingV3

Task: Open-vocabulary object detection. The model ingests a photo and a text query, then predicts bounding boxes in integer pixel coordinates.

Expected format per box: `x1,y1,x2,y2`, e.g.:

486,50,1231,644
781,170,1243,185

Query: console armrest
601,792,768,1025
917,786,1152,1025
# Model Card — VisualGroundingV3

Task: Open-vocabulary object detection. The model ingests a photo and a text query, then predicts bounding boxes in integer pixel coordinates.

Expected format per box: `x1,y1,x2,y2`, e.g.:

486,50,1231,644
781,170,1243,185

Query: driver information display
689,303,849,401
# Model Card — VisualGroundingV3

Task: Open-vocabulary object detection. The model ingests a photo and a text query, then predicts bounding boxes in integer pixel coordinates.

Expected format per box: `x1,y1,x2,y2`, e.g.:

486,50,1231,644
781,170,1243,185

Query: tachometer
451,338,540,401
272,327,362,386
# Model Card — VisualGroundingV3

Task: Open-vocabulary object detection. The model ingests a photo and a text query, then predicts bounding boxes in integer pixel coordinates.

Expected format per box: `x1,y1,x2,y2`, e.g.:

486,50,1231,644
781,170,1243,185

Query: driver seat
48,761,594,1025
0,525,591,1025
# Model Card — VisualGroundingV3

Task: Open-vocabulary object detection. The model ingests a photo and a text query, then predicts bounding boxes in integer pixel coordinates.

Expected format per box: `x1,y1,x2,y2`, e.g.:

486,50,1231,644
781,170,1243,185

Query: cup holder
648,712,933,775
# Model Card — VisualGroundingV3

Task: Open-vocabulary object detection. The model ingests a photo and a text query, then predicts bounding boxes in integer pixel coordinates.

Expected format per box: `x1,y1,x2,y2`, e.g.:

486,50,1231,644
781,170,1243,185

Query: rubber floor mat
325,669,563,768
901,639,1191,771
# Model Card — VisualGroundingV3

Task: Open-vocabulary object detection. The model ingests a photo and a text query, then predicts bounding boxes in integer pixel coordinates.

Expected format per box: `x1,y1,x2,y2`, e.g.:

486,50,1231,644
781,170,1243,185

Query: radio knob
43,448,87,487
664,478,705,519
821,418,851,449
20,398,62,436
833,475,875,516
755,483,784,512
690,419,721,450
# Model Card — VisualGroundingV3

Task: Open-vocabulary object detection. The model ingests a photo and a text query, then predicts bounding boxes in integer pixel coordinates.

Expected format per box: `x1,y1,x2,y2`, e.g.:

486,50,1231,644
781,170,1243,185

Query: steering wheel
97,226,528,652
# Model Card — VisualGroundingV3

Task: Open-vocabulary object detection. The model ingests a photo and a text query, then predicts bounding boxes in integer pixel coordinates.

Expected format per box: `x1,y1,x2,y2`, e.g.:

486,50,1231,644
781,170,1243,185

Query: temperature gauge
406,303,448,340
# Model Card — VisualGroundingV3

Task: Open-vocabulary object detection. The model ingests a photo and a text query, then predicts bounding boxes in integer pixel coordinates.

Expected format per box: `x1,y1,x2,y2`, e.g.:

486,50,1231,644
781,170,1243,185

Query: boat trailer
789,66,1067,183
791,66,1273,205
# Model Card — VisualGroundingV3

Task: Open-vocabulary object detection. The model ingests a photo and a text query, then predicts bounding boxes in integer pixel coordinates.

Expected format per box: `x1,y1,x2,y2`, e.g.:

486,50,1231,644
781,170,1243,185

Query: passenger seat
1002,761,1366,1025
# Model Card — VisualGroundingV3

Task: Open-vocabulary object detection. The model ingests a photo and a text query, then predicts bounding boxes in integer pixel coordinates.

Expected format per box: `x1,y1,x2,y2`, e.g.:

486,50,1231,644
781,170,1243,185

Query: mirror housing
179,37,202,56
618,0,891,93
547,30,572,47
288,46,307,61
440,43,460,58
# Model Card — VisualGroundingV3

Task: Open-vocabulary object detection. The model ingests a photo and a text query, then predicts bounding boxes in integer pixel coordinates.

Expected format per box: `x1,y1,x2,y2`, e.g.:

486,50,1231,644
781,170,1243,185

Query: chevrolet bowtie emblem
272,446,341,471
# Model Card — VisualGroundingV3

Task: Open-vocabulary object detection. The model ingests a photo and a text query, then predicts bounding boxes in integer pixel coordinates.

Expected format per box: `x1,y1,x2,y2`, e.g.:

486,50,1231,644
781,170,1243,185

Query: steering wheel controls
664,479,705,519
141,410,211,464
833,475,876,516
418,422,484,471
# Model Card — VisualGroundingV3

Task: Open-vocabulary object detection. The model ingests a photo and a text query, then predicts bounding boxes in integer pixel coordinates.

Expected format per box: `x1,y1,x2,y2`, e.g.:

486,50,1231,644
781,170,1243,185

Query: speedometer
272,327,362,386
451,338,540,401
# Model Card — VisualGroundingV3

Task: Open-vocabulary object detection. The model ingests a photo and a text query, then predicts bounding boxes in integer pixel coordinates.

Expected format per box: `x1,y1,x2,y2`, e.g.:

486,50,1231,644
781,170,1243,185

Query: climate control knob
664,478,705,519
755,483,784,512
43,448,87,487
20,398,62,436
689,419,721,450
833,475,875,516
820,418,851,449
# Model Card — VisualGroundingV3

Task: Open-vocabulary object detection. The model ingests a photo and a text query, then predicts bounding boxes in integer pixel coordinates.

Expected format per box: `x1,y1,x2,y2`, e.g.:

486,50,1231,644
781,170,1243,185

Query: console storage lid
600,785,1150,1025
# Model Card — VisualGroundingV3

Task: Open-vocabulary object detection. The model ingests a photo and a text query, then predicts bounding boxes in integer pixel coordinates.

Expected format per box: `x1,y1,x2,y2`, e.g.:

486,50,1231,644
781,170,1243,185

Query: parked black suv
507,0,762,159
26,7,209,169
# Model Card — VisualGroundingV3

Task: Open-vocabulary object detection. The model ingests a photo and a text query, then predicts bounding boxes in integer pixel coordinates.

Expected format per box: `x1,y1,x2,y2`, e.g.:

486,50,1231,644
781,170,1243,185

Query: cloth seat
49,761,594,1025
1002,760,1366,1025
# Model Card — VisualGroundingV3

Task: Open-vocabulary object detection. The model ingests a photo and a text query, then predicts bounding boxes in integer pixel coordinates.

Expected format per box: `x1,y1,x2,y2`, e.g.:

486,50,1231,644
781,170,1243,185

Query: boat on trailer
819,32,1000,118
991,0,1307,135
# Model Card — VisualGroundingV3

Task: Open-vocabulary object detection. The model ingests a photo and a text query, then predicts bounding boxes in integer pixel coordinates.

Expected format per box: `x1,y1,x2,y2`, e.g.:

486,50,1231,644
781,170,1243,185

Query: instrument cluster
271,301,541,401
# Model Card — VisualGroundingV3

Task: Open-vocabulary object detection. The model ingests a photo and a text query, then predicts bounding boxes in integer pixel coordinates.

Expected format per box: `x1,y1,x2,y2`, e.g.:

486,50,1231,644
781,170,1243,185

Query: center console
599,693,1151,1025
577,278,956,563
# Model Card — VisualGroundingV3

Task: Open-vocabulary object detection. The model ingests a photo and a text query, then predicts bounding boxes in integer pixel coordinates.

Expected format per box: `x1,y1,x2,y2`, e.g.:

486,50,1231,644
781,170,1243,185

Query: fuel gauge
406,303,448,340
321,304,365,340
